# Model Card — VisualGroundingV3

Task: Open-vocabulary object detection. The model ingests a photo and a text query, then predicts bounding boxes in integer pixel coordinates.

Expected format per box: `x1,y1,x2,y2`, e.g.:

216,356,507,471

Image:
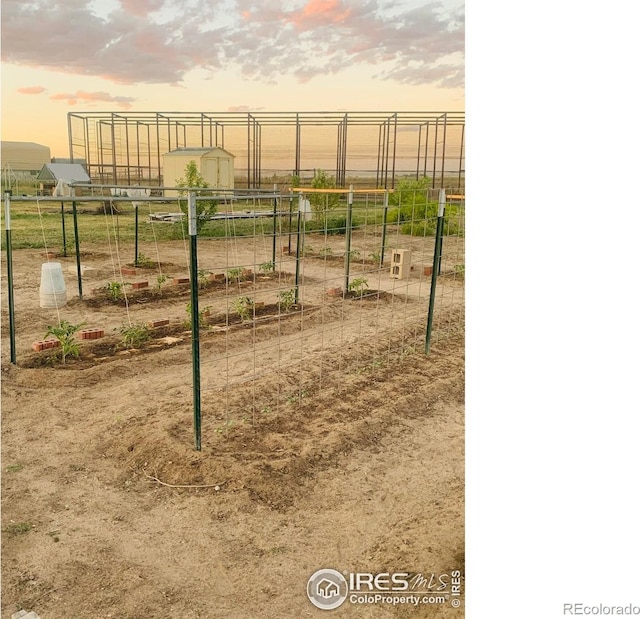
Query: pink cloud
50,90,136,109
285,0,351,29
17,85,46,95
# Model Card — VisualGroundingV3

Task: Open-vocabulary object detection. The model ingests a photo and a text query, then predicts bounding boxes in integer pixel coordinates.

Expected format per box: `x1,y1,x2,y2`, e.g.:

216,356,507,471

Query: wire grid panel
175,187,466,438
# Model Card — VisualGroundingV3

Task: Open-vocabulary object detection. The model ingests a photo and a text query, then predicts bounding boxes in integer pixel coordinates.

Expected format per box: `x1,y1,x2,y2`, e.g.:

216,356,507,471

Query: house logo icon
307,568,348,610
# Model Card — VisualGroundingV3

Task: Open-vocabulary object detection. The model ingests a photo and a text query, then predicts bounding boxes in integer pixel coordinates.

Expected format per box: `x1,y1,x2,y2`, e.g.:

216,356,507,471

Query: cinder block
131,281,149,290
390,249,412,279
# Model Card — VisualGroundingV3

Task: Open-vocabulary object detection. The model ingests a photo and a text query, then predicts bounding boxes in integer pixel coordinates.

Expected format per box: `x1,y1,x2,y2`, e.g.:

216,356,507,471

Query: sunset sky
1,0,464,158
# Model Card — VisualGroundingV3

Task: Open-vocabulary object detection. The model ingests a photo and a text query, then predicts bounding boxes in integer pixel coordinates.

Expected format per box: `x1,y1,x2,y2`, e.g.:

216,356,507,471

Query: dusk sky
1,0,464,157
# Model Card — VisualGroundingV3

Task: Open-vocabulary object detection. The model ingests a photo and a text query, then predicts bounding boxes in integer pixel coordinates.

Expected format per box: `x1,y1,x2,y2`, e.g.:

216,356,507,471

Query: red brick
172,277,190,285
242,269,253,277
121,267,137,276
131,281,149,290
32,339,61,352
424,266,433,276
41,251,57,260
80,328,105,340
211,273,226,282
148,319,170,328
327,287,343,297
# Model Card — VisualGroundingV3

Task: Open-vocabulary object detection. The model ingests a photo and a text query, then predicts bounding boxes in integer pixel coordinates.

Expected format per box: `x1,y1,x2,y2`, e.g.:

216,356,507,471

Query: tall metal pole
343,185,354,293
425,189,446,354
60,201,67,257
4,191,17,364
188,191,202,451
287,190,293,253
71,190,83,299
134,204,139,265
294,194,303,304
271,184,277,267
380,190,389,267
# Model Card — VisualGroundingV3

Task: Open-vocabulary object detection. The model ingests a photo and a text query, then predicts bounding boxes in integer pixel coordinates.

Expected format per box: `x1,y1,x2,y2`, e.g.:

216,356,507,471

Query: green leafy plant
319,246,333,257
119,323,151,349
232,296,254,321
369,251,381,264
348,250,361,262
309,169,340,222
186,301,210,327
198,268,211,289
135,252,154,268
45,320,84,364
348,277,369,297
226,267,243,283
175,160,217,233
259,261,275,273
278,288,296,312
155,274,168,290
454,263,465,277
106,281,128,301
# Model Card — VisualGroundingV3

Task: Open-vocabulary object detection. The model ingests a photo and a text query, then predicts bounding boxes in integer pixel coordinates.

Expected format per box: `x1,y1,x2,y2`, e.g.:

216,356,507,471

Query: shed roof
37,163,91,183
164,147,235,158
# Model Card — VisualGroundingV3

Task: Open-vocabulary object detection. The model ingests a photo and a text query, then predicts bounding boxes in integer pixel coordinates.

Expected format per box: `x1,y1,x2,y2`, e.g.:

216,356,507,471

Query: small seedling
369,251,381,264
348,277,369,297
226,267,243,283
259,261,275,273
454,263,465,277
347,250,361,262
45,320,84,364
119,323,151,349
215,420,234,435
198,268,211,289
186,301,209,327
278,288,296,312
155,274,168,290
135,252,154,268
5,463,23,473
106,281,129,301
232,296,254,321
319,246,333,257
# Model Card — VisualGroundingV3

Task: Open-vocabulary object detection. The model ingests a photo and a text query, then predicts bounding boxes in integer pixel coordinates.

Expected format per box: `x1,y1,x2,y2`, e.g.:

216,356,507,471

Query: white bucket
39,262,67,308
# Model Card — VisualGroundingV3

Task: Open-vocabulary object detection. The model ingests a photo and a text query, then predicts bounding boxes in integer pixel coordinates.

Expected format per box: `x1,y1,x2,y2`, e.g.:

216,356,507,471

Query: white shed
163,147,235,196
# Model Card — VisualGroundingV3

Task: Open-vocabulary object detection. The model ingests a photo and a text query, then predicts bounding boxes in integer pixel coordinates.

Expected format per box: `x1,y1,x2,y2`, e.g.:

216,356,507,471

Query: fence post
188,191,202,451
272,184,277,267
425,188,446,354
4,190,17,364
294,193,303,304
71,190,83,299
380,190,389,266
344,185,354,292
134,204,139,265
60,201,67,257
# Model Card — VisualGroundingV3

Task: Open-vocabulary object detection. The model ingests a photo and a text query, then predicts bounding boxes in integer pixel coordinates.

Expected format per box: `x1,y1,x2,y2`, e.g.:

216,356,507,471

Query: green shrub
120,323,151,349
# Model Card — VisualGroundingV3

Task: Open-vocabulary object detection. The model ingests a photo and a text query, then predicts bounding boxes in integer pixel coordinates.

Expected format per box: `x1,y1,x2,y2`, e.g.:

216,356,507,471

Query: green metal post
294,194,303,304
61,201,67,257
134,204,139,265
425,189,446,354
71,192,83,299
4,191,17,364
380,190,389,267
188,191,202,451
271,184,277,267
287,190,293,253
343,185,354,293
436,205,446,275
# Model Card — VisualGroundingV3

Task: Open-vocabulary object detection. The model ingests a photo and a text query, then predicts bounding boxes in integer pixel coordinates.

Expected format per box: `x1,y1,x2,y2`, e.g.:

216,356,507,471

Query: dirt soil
2,238,464,618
